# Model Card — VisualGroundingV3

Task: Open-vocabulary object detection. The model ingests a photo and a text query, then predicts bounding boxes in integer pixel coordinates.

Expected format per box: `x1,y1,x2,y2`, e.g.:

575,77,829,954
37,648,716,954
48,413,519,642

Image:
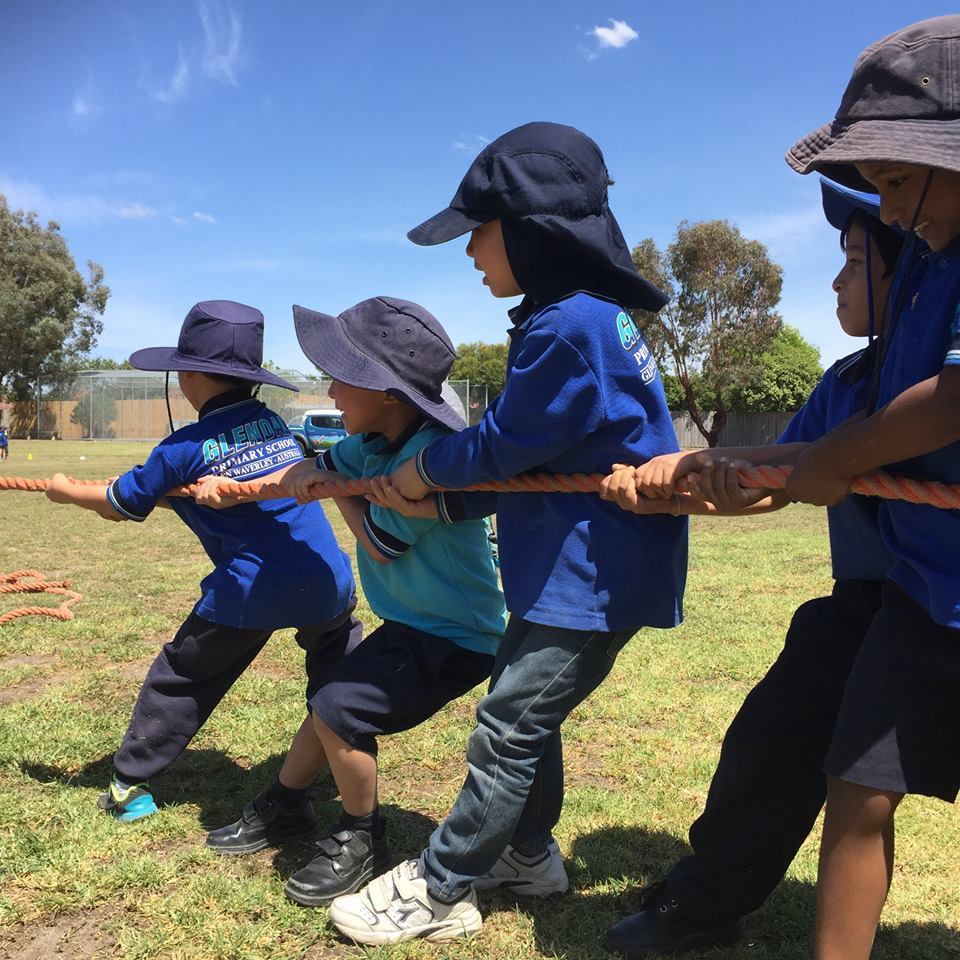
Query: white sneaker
473,840,570,896
328,859,483,945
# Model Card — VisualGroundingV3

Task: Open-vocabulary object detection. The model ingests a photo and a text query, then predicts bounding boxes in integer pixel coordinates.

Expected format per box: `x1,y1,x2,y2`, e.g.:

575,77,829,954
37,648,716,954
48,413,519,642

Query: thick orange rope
3,465,960,509
0,570,82,626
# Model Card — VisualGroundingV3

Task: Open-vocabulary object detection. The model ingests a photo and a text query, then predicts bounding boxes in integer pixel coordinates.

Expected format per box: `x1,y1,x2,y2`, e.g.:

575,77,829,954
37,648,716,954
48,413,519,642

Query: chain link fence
5,372,483,440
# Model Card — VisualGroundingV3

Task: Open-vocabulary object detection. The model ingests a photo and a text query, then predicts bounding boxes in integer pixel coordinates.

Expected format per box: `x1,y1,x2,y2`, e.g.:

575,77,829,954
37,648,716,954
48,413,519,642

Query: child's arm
365,475,439,520
786,366,960,505
601,461,786,516
193,461,303,509
45,473,124,522
632,443,808,499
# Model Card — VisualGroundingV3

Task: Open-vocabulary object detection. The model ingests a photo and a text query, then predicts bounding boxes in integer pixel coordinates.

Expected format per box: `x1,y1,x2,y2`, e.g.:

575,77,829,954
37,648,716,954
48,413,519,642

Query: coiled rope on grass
0,570,82,626
3,465,960,509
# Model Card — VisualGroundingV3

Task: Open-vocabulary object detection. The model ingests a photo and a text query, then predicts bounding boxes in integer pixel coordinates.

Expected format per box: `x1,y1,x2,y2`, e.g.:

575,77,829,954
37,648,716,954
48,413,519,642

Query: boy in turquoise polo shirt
206,296,505,909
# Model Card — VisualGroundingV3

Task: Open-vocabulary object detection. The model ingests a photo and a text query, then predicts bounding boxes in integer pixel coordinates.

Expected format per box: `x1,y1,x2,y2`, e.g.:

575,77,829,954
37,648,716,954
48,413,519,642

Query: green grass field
0,440,957,960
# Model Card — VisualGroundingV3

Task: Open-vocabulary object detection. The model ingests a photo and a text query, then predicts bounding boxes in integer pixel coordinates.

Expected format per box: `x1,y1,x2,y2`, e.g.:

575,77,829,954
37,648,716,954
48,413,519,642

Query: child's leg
814,777,902,960
278,714,329,788
311,713,378,816
422,616,635,903
284,621,494,906
113,612,273,785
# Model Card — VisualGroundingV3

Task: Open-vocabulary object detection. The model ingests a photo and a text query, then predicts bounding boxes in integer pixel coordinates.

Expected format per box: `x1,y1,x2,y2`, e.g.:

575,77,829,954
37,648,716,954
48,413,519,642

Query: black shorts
306,620,494,756
825,580,960,801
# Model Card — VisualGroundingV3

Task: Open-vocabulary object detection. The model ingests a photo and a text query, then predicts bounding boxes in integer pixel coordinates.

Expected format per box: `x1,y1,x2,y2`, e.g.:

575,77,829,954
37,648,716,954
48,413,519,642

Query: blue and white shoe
98,777,158,822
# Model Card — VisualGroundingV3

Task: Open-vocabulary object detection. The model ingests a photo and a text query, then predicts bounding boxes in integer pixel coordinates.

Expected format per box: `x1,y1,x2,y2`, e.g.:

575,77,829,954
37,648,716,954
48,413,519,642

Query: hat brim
407,207,493,246
292,306,466,432
819,177,883,232
128,346,299,391
787,117,960,191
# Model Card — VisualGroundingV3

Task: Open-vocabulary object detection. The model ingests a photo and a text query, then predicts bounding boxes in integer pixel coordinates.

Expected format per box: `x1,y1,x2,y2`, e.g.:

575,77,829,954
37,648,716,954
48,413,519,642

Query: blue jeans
422,615,636,901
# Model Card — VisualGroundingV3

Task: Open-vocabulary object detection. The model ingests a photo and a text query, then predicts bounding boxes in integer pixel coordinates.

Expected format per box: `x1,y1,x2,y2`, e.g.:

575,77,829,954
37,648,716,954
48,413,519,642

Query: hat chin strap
165,371,174,435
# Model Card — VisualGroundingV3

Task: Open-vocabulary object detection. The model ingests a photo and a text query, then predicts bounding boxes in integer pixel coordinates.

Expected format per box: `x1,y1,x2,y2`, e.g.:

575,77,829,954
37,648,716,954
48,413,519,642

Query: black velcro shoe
604,882,741,957
206,790,318,855
283,822,391,906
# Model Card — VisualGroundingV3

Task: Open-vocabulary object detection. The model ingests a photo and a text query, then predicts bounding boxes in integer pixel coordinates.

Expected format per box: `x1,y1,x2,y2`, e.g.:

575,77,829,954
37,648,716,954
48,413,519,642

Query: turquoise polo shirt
319,420,505,656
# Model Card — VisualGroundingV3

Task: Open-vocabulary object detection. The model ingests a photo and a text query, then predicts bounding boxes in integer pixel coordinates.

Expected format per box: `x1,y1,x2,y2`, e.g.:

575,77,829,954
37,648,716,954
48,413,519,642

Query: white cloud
117,202,157,221
452,134,491,153
71,95,95,117
199,0,243,86
171,215,189,225
70,68,101,119
737,206,826,256
192,210,217,224
591,19,638,50
0,175,158,227
153,46,191,104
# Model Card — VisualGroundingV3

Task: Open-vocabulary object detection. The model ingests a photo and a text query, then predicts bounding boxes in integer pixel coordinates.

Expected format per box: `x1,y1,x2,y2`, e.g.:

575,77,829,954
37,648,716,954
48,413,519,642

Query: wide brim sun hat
130,300,298,391
292,297,466,433
786,16,960,191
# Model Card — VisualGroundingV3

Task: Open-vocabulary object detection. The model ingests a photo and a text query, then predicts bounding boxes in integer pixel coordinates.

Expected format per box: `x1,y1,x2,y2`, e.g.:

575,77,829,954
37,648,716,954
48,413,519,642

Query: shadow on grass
480,825,959,960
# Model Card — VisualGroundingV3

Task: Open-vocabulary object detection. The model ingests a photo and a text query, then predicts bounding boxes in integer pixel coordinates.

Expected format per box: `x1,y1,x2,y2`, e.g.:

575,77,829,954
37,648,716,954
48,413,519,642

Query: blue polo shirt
872,242,960,627
778,345,893,581
416,292,688,632
319,420,505,656
107,390,355,631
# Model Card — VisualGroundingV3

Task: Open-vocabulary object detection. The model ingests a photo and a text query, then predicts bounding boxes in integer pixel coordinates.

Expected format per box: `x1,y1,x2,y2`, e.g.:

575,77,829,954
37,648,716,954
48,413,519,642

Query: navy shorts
825,580,960,801
306,620,495,756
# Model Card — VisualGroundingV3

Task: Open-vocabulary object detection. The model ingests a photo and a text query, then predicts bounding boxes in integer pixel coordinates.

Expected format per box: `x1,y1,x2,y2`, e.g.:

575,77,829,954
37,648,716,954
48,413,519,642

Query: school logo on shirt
615,310,657,383
616,311,641,350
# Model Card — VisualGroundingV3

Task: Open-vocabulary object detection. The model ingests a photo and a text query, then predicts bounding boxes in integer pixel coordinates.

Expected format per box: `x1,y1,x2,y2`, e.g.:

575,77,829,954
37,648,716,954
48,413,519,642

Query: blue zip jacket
778,345,893,581
417,292,688,631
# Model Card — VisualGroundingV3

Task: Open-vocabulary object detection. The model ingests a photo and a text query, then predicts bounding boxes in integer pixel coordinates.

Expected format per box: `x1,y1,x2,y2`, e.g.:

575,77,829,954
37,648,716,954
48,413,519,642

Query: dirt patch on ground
0,903,119,960
0,654,59,670
113,655,156,684
0,669,75,706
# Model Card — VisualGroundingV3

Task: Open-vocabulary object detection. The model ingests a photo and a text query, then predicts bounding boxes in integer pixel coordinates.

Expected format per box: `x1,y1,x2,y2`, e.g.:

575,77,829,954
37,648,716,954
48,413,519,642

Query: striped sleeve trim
435,492,466,525
106,481,148,522
415,446,439,488
362,503,411,560
945,350,960,365
317,449,339,471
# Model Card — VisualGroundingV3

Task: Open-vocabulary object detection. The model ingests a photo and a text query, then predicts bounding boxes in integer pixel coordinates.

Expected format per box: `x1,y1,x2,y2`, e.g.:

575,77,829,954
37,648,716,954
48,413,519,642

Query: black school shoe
206,790,318,855
604,882,741,957
284,822,391,906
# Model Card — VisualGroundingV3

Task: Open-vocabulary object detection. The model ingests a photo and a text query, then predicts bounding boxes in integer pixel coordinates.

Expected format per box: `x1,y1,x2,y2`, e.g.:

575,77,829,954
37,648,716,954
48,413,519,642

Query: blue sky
0,1,948,373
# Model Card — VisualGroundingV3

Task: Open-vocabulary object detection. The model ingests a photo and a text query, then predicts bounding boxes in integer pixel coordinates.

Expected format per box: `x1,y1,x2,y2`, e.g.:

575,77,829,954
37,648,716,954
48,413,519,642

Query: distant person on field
45,300,357,823
0,424,9,459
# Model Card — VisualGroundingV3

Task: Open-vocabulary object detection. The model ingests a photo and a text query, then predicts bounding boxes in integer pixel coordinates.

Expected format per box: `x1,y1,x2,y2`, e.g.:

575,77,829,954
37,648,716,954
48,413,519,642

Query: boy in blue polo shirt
782,17,960,959
328,123,688,945
206,296,505,909
44,300,357,823
601,180,907,956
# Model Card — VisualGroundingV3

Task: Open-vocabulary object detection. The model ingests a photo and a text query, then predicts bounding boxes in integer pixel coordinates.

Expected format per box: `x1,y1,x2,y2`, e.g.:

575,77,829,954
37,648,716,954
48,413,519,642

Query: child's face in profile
857,161,960,252
832,220,892,337
466,220,523,297
327,380,391,435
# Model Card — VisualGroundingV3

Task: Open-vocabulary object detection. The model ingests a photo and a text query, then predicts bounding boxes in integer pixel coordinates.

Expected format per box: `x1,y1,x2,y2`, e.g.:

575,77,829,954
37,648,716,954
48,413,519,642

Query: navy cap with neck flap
408,122,668,314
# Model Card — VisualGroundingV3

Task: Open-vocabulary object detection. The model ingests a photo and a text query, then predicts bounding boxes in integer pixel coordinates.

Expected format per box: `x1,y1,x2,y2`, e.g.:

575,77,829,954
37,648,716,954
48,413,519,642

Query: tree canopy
632,219,783,446
731,324,823,413
0,196,109,400
449,341,509,396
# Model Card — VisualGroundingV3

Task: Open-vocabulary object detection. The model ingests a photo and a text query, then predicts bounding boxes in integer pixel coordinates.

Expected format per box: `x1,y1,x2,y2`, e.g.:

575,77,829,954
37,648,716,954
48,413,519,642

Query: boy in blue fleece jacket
327,122,688,945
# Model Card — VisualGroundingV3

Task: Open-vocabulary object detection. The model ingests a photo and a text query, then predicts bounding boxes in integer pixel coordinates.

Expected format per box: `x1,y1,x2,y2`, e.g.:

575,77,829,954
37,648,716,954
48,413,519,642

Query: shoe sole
283,856,391,907
207,826,317,856
473,879,569,897
329,904,483,945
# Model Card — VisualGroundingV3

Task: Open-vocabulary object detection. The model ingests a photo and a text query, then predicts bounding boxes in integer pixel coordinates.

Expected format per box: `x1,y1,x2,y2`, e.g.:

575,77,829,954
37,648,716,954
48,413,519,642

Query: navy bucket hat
129,300,298,391
292,296,466,433
408,121,668,312
787,16,960,190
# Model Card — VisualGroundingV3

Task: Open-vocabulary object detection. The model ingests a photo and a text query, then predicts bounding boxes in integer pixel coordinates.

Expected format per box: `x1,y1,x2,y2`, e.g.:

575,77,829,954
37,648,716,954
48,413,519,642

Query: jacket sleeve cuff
107,480,148,522
362,503,411,559
415,446,440,488
317,449,339,471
